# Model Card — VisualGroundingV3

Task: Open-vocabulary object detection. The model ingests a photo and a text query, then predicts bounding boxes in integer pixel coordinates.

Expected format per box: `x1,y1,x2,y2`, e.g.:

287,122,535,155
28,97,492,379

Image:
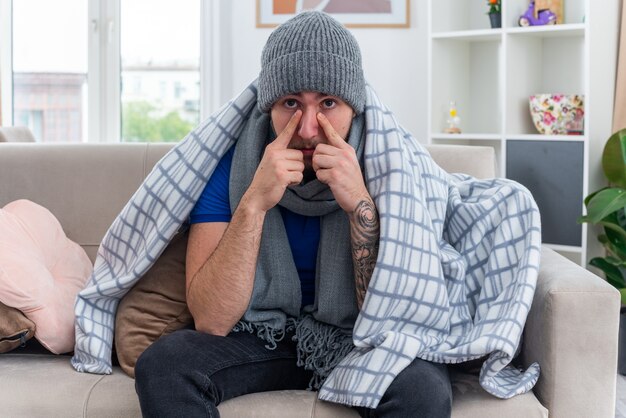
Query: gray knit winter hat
258,11,366,114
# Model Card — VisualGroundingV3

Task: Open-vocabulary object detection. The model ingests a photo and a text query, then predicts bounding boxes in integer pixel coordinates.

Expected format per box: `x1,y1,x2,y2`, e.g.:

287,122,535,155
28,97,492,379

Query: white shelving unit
427,0,620,266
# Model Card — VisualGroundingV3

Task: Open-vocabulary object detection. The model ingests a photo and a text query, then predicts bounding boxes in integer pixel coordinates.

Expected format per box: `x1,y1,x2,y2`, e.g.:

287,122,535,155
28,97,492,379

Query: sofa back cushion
0,143,494,262
0,143,172,262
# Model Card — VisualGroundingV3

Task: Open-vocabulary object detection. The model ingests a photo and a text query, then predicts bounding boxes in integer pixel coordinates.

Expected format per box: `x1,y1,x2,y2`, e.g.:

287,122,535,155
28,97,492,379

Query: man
135,11,452,418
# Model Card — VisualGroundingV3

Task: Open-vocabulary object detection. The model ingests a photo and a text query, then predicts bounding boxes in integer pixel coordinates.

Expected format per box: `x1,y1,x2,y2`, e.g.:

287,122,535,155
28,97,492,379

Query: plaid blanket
71,81,541,408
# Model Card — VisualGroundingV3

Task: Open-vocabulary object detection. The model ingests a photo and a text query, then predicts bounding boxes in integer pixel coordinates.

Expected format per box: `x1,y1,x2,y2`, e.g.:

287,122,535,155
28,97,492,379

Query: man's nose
298,109,319,139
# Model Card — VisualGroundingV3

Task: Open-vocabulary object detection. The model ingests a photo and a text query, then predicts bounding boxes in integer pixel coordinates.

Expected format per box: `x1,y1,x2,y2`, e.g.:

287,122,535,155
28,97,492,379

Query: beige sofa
0,143,620,418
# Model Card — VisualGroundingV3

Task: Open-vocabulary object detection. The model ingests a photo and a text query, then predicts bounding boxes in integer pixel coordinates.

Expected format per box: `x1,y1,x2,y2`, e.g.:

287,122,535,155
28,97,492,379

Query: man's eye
284,99,298,108
322,99,336,109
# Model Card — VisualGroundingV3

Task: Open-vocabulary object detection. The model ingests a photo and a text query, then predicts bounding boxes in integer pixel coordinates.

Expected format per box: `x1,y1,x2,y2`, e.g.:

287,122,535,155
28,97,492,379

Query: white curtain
613,0,626,132
0,67,3,125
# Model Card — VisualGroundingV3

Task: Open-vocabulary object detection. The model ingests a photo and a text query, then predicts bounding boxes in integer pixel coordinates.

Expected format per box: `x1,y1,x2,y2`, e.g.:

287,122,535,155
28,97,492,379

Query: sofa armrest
521,247,620,418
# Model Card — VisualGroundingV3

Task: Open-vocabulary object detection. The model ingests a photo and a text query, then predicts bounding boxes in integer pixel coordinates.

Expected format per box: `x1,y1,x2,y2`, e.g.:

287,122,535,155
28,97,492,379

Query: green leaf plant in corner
579,128,626,306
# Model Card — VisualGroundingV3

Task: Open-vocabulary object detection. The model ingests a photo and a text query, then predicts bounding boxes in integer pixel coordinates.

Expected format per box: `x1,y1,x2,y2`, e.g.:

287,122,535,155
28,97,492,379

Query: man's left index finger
317,113,349,149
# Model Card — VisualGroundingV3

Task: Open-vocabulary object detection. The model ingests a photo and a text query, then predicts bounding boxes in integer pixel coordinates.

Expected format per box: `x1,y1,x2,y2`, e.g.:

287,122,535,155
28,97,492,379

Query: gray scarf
229,107,365,386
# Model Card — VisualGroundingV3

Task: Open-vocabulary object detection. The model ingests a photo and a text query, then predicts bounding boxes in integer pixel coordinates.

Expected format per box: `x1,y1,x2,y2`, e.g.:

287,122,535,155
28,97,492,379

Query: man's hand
314,113,379,309
244,110,305,213
313,112,368,213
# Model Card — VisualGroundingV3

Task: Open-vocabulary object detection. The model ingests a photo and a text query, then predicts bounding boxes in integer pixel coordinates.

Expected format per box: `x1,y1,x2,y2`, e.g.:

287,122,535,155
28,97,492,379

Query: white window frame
0,0,13,126
202,0,224,120
0,0,219,142
88,0,120,142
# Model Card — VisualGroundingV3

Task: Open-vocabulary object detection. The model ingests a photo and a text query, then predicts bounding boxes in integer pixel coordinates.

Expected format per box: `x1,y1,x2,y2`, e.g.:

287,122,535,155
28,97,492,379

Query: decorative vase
489,12,502,29
617,310,626,376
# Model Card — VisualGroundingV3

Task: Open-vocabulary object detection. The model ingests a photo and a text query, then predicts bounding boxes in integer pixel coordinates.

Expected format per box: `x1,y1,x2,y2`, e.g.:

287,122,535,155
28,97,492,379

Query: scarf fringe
232,319,298,350
293,315,354,390
232,316,354,390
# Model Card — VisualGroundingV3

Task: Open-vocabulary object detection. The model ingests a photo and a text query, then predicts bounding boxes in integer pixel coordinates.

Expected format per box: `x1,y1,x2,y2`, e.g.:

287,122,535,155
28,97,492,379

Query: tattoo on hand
350,199,380,309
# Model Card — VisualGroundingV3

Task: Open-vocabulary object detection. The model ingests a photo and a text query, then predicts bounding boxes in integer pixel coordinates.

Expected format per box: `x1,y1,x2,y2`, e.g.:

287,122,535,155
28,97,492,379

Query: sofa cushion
0,355,142,418
115,230,193,377
0,199,92,354
0,355,548,418
0,301,35,353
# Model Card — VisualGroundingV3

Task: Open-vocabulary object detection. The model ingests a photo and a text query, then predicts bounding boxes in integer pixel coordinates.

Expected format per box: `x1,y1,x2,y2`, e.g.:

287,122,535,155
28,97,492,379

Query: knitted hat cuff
258,50,366,114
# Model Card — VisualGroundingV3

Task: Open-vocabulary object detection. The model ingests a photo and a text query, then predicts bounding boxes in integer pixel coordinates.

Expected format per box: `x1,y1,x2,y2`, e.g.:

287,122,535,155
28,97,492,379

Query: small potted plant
579,128,626,375
487,0,502,28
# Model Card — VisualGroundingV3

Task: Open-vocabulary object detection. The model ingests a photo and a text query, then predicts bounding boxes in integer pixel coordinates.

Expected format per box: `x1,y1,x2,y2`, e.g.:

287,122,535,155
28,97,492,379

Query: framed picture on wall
256,0,410,28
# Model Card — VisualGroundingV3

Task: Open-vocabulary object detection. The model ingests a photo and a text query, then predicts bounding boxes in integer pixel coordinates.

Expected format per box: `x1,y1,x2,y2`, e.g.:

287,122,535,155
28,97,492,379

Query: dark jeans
134,329,452,418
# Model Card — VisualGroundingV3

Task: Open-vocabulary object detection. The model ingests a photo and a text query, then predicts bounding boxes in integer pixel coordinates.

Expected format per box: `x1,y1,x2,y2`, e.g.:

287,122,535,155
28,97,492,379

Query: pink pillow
0,199,92,354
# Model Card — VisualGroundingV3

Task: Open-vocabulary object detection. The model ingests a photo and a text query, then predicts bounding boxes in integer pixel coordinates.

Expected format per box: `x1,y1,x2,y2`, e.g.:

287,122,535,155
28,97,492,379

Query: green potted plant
579,128,626,374
487,0,502,28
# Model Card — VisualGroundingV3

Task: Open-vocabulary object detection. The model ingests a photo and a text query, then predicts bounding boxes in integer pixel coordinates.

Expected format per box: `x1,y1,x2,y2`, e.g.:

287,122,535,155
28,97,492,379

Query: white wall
217,1,428,142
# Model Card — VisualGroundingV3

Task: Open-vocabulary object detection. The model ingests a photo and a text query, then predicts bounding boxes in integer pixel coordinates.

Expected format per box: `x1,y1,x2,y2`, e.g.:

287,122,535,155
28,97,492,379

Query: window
12,0,88,142
1,0,210,143
120,0,200,142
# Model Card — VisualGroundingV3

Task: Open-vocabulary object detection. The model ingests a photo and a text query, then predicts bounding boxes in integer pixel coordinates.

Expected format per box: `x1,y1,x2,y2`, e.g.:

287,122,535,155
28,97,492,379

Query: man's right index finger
274,110,301,148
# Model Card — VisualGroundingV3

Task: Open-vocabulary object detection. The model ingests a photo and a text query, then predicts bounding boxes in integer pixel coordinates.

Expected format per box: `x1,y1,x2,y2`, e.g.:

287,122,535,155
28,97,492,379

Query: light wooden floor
617,373,626,417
